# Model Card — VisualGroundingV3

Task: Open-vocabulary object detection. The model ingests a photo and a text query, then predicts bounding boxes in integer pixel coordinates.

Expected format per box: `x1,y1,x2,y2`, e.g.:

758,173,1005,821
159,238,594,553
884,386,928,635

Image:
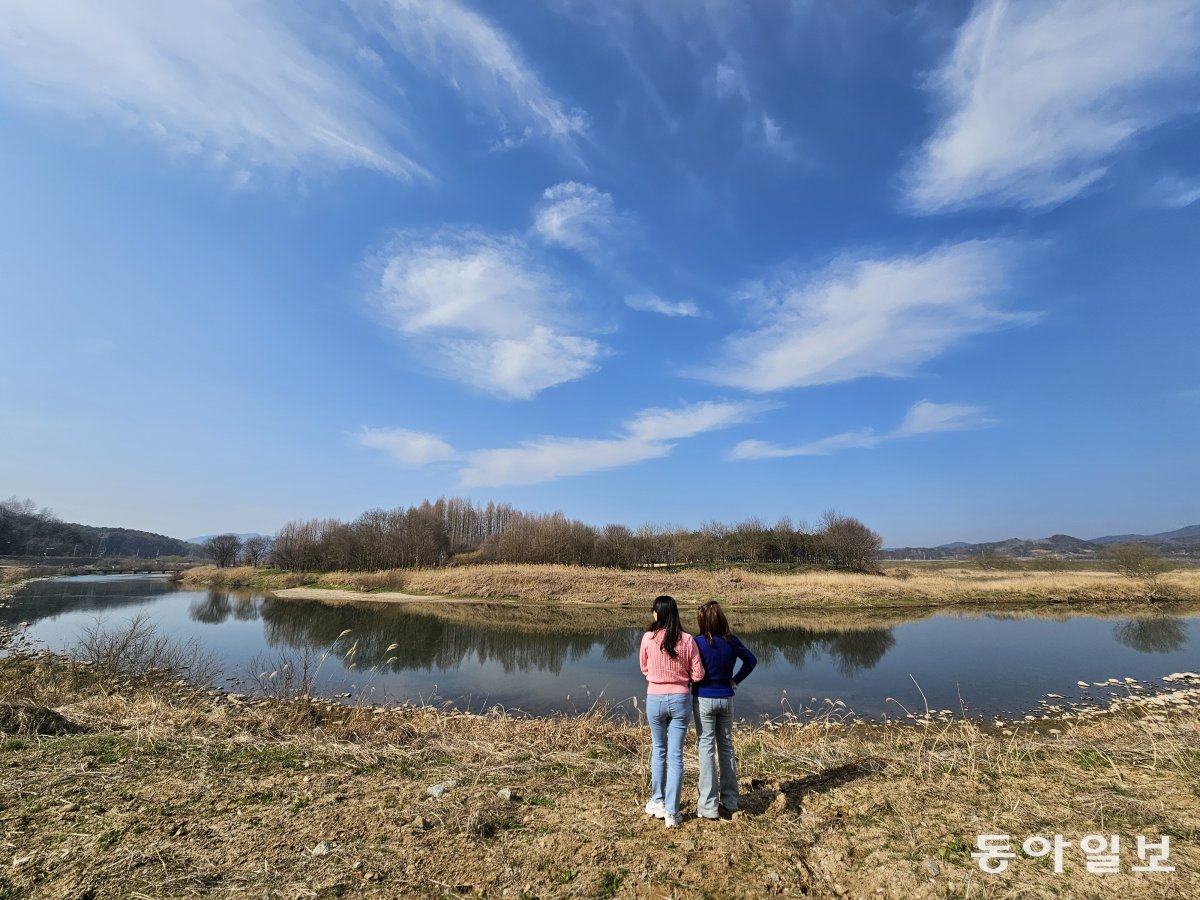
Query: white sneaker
664,815,680,828
644,799,666,819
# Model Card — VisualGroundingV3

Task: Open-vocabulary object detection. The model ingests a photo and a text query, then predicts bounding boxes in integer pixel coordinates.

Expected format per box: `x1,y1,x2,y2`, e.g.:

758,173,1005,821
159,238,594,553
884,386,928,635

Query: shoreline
178,563,1200,622
2,647,1197,898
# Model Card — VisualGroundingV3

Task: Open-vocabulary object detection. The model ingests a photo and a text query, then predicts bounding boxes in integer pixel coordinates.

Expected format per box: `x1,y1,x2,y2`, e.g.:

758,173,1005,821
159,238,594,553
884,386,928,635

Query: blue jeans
693,695,737,816
647,693,691,818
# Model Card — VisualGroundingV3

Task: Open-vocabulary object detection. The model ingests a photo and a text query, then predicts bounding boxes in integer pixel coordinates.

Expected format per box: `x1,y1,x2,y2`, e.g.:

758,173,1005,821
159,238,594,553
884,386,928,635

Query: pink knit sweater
640,630,705,694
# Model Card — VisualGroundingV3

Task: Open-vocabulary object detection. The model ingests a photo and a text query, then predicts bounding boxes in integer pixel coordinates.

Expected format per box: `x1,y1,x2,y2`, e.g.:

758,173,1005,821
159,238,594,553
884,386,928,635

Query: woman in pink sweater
639,595,705,827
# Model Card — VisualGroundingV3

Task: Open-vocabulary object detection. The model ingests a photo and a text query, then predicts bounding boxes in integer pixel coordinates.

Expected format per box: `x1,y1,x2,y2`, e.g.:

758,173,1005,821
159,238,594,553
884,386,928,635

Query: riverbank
180,562,1200,610
2,650,1197,898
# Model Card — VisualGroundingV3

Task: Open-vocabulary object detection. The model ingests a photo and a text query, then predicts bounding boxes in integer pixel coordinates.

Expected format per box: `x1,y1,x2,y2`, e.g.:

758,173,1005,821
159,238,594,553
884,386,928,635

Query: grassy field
1,646,1197,899
180,562,1200,610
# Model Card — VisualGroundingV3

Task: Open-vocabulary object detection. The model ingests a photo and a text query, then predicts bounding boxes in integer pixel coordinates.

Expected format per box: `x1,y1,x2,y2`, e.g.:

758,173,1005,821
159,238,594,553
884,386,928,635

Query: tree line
0,497,200,560
208,498,884,573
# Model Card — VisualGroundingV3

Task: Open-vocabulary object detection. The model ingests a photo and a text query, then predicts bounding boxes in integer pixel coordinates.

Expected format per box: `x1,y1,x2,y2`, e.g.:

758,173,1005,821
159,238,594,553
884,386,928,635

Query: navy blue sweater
692,634,757,698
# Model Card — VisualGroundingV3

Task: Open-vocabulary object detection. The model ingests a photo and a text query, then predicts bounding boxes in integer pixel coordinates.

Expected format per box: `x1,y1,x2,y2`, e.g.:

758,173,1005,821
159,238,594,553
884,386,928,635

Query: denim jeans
646,693,692,818
693,695,737,816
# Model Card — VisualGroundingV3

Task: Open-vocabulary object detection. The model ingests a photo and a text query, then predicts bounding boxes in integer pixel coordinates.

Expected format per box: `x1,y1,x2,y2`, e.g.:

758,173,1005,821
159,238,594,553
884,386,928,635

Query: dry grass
0,565,32,586
183,562,1200,610
2,649,1198,898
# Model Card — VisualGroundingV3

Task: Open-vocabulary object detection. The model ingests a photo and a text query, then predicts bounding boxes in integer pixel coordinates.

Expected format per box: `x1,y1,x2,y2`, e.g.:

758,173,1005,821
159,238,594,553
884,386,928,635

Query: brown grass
2,649,1197,898
181,562,1200,609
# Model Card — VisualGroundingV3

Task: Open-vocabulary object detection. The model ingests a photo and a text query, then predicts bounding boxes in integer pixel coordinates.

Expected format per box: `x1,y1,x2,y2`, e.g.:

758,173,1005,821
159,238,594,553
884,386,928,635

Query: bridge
61,566,190,577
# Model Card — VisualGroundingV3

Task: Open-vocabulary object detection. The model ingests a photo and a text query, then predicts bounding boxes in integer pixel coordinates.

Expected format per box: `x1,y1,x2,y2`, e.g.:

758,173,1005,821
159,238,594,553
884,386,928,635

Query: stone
425,780,457,799
496,787,521,803
923,858,941,878
311,841,332,856
408,816,426,831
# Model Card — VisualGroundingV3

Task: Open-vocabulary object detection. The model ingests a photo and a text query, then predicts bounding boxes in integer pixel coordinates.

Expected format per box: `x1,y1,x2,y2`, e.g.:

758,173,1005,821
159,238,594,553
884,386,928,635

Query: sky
1,0,1198,547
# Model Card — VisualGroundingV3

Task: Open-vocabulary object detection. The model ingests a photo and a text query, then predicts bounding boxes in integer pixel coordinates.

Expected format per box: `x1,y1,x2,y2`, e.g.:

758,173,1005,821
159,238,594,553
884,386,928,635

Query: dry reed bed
182,562,1200,608
2,652,1198,898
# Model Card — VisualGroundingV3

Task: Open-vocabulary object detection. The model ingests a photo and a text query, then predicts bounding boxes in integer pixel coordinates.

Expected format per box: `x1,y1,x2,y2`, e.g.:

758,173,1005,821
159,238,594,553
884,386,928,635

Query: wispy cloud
368,228,602,399
1153,173,1200,209
532,182,633,259
730,400,991,460
359,400,770,486
711,58,800,163
0,0,424,179
698,240,1030,393
624,293,702,318
351,0,586,153
1180,386,1200,401
462,400,771,486
356,427,459,465
905,0,1200,212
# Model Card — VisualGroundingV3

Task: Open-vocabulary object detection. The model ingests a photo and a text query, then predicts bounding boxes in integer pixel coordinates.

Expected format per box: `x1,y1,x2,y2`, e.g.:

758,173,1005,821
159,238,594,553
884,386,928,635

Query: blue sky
1,0,1198,547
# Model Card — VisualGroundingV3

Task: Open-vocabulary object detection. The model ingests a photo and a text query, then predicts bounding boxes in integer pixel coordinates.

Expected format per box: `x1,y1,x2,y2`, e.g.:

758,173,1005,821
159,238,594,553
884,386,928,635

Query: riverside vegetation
180,560,1200,609
1,613,1198,899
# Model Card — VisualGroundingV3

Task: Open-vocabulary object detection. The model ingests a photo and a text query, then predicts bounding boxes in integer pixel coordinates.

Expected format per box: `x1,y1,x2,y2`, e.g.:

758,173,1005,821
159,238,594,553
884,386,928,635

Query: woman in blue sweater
692,600,757,819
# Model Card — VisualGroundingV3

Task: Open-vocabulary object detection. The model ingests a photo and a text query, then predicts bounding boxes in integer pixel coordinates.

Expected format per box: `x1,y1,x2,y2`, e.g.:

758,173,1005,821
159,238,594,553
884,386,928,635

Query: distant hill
1,502,204,560
1089,525,1200,545
884,525,1200,561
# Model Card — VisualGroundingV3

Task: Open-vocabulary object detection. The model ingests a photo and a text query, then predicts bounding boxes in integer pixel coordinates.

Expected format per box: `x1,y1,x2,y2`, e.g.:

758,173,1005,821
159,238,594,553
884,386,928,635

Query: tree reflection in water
183,595,899,678
1,577,172,623
747,627,896,676
1113,617,1189,653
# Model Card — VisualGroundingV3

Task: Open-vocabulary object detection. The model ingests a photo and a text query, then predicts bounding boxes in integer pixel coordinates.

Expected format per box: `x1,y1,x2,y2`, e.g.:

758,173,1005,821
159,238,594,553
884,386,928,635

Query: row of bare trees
262,499,883,573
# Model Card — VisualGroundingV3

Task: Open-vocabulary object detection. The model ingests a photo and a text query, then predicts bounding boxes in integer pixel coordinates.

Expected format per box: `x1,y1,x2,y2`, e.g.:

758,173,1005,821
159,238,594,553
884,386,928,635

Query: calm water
4,576,1198,720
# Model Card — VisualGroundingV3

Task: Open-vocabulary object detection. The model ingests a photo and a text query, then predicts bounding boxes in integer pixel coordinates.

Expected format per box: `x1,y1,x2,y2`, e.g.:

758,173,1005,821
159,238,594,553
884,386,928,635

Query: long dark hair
697,600,732,644
650,594,683,658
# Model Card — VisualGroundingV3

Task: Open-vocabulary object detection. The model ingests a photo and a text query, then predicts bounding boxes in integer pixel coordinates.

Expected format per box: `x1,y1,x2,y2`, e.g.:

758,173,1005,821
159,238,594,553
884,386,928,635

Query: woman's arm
731,636,758,685
686,637,706,683
639,632,651,678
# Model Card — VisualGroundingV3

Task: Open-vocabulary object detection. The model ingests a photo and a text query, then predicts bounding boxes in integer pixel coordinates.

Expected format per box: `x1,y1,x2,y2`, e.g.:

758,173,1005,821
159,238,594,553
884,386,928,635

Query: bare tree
819,510,883,572
1104,543,1171,580
241,535,273,567
204,533,243,568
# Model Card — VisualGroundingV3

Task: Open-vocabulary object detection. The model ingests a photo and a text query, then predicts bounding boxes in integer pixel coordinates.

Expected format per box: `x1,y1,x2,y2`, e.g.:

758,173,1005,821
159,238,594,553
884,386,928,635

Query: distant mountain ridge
1088,524,1200,545
886,524,1200,560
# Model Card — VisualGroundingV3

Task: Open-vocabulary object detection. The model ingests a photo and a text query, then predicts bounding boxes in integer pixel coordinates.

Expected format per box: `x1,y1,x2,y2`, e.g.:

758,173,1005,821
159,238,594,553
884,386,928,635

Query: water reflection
10,578,1200,720
1113,617,1189,653
0,576,174,624
747,628,897,676
181,592,900,679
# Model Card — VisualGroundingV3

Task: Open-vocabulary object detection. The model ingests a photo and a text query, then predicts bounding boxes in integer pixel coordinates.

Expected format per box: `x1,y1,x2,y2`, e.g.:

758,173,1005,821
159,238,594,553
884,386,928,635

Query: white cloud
700,240,1028,392
906,0,1200,212
532,182,632,258
730,400,991,460
0,0,423,178
893,399,991,437
624,293,702,318
1154,173,1200,209
625,401,769,443
356,427,459,465
461,437,673,488
350,0,586,151
458,400,770,487
714,61,748,101
754,113,799,162
711,58,800,163
369,229,602,399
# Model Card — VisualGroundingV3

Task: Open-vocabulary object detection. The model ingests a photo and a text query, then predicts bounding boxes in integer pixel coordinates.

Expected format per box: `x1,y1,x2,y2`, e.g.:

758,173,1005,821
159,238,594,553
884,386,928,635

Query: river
3,575,1197,721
